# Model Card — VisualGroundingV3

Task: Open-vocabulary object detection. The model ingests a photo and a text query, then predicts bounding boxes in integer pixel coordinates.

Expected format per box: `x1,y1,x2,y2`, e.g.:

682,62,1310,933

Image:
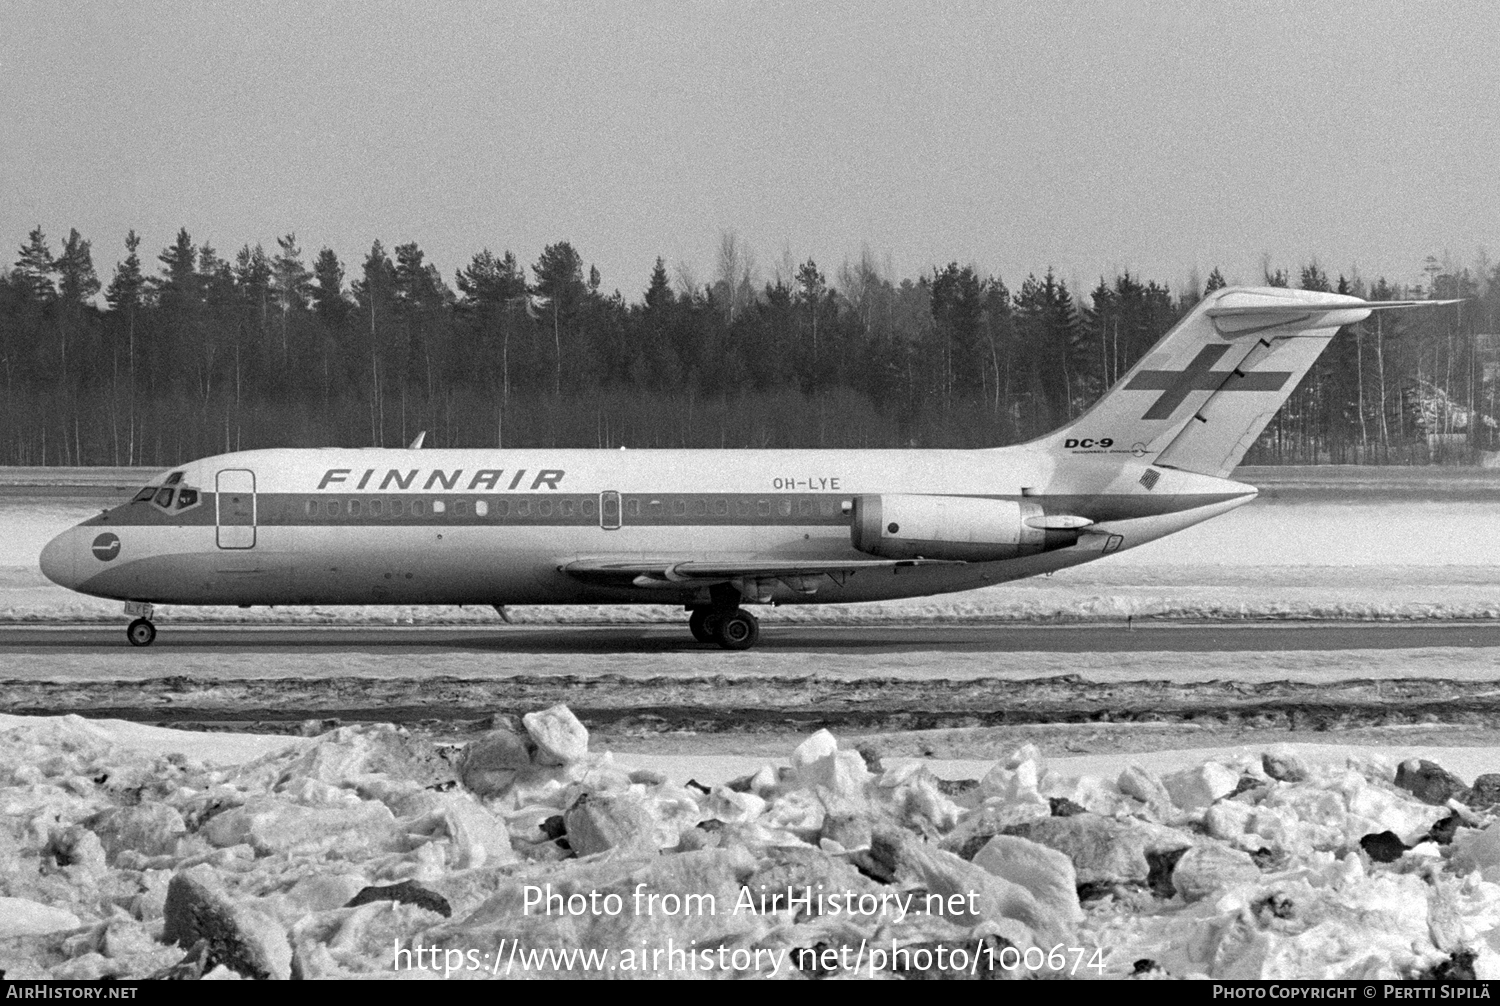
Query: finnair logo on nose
92,533,120,562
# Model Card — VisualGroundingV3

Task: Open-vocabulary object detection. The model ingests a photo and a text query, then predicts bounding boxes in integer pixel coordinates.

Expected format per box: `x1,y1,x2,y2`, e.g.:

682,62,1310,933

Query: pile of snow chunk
5,713,1500,980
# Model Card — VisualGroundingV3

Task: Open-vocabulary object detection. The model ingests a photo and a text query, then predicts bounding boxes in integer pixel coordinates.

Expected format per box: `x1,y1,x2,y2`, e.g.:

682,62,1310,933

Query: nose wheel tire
688,608,721,644
712,609,759,650
126,619,156,647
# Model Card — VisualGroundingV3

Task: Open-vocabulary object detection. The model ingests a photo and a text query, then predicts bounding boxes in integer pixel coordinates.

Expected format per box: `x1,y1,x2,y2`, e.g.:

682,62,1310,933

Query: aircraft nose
39,528,80,589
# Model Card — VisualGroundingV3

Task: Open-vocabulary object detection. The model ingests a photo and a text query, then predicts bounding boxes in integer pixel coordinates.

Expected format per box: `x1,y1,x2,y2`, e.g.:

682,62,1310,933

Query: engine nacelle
850,494,1080,561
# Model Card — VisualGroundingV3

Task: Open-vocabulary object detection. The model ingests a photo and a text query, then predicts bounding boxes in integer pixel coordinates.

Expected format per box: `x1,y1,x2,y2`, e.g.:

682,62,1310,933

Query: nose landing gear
123,601,156,646
126,618,157,647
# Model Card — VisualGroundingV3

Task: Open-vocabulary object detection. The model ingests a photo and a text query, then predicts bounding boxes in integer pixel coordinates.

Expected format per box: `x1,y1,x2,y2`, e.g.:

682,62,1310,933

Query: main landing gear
688,606,760,650
123,601,156,647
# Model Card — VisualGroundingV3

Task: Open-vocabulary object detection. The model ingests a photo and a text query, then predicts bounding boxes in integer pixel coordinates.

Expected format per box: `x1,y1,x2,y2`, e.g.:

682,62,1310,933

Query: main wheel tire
688,608,717,644
713,609,759,651
126,618,156,647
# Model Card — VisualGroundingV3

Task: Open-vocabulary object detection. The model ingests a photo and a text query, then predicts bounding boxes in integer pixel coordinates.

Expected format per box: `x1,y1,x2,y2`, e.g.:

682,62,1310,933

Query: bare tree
714,230,757,323
771,242,798,291
673,262,700,300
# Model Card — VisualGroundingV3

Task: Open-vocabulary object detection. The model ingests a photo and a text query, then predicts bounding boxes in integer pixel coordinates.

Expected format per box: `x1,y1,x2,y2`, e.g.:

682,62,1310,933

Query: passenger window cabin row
622,497,833,518
128,486,846,521
292,495,844,520
298,496,592,518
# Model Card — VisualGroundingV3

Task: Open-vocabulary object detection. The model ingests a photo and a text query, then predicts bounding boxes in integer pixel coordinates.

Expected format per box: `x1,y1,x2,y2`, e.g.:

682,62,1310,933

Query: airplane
39,286,1453,650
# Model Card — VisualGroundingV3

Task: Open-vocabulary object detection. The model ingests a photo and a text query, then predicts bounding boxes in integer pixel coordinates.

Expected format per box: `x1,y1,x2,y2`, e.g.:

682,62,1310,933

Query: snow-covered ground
8,709,1499,798
4,710,1499,980
6,470,1500,624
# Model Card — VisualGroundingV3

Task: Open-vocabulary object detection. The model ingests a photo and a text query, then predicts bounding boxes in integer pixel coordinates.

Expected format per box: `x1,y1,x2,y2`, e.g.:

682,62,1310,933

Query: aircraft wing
561,556,963,589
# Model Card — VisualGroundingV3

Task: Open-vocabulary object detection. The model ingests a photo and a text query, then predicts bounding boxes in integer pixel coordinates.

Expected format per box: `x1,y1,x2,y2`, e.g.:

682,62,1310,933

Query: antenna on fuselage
409,431,426,449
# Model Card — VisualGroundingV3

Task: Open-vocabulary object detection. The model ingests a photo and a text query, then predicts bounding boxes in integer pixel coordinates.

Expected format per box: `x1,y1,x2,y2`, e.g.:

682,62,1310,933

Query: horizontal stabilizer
1206,299,1460,318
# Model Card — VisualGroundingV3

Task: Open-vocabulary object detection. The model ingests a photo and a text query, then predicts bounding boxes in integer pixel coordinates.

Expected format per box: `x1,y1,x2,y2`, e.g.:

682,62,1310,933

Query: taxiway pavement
7,620,1500,654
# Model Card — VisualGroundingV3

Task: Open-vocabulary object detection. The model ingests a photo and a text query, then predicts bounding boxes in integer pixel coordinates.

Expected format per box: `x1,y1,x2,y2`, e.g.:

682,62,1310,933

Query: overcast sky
3,2,1497,301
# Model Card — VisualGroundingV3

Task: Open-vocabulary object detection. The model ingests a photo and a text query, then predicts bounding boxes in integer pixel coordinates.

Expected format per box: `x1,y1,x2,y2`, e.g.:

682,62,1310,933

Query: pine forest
1,226,1492,468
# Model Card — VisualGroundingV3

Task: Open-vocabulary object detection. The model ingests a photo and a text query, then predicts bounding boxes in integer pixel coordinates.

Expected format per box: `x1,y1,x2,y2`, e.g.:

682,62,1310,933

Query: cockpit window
165,472,184,485
153,488,176,508
132,486,157,503
176,488,199,509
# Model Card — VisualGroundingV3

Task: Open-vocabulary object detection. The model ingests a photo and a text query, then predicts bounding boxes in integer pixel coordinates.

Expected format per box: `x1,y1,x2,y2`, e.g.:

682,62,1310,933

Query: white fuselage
40,445,1255,610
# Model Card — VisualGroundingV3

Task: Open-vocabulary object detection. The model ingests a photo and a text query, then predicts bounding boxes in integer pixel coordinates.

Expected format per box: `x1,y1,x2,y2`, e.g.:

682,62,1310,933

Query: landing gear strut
688,606,760,650
688,584,760,650
126,618,156,647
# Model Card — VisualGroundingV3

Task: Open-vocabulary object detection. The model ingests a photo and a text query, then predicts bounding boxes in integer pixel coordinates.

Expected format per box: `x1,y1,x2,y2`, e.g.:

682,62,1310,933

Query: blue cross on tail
1124,345,1294,421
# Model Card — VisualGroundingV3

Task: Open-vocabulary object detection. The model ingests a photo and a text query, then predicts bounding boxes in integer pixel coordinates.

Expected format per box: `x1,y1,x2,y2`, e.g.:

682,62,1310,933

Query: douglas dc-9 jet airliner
40,287,1450,649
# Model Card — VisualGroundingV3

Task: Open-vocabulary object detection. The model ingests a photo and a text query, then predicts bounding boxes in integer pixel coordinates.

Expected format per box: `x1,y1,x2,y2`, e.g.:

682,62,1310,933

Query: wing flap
561,556,963,586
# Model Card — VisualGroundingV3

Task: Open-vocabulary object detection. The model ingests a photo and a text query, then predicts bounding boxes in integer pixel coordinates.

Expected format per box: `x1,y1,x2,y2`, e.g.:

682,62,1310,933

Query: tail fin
1041,286,1452,477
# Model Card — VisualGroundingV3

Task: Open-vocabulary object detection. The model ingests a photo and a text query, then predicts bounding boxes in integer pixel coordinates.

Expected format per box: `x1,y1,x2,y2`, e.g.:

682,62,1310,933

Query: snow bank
3,711,1500,980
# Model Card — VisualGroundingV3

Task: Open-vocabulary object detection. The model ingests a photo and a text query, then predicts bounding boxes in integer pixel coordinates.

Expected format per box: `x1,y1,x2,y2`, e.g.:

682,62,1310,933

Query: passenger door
599,490,621,531
216,469,257,549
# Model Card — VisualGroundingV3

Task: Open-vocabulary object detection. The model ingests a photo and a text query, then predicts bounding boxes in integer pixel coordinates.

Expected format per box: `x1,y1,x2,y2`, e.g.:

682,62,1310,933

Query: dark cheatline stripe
84,492,853,529
80,490,1249,530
